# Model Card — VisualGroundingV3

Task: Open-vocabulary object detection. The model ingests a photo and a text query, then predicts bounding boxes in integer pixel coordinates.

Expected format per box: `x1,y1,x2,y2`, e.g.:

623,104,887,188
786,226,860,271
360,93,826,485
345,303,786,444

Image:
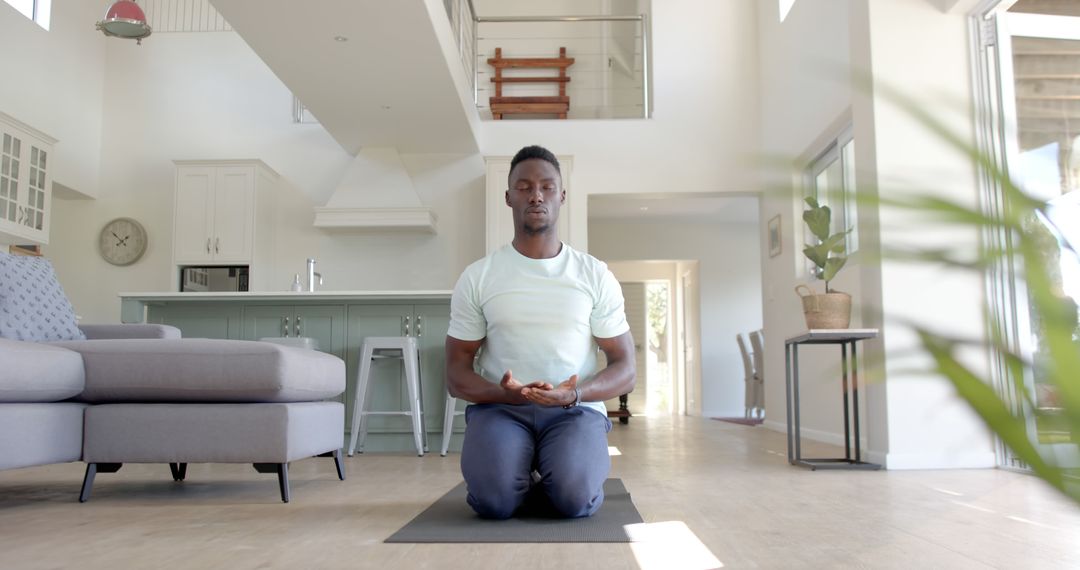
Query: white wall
0,0,107,197
475,0,760,201
850,0,995,469
44,31,486,323
756,0,873,449
757,0,996,468
589,218,763,417
313,153,486,292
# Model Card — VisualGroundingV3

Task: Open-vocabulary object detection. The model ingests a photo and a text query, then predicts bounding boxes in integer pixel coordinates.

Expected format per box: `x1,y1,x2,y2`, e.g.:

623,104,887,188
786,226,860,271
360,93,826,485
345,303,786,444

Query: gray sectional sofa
0,339,86,472
0,253,347,503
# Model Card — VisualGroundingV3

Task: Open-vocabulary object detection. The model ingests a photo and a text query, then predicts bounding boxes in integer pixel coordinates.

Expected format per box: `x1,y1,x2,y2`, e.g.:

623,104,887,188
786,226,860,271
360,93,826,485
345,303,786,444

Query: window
804,127,858,278
3,0,51,30
779,0,797,22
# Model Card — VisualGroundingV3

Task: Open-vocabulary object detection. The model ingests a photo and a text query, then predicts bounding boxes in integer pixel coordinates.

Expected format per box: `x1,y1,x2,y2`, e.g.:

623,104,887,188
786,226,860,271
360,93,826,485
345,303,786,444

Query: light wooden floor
1,416,1078,569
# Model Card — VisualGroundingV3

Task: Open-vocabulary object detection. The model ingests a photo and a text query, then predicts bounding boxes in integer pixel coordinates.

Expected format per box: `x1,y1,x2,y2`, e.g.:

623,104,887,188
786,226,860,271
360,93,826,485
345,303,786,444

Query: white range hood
314,147,437,232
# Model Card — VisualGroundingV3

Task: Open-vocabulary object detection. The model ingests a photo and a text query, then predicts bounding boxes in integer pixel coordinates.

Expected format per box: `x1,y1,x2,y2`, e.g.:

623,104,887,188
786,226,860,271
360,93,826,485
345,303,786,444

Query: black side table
785,329,881,470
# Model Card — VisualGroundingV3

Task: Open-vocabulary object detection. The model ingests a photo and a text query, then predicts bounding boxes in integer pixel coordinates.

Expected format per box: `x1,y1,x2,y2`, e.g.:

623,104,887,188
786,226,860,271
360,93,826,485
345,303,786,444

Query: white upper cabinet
0,112,56,245
210,166,255,263
173,166,216,262
173,161,263,265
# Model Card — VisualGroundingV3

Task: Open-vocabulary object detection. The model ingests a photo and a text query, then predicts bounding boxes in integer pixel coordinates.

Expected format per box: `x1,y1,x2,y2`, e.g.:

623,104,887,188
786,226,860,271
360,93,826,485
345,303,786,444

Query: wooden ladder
487,47,575,120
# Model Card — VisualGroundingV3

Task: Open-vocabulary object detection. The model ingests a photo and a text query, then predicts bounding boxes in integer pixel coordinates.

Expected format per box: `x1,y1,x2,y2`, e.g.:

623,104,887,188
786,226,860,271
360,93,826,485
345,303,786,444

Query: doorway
620,279,675,416
587,192,762,418
602,261,700,417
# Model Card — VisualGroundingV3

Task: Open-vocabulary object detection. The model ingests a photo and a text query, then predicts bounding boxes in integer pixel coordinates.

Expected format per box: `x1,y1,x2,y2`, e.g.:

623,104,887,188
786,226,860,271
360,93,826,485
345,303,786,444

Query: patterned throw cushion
0,252,86,342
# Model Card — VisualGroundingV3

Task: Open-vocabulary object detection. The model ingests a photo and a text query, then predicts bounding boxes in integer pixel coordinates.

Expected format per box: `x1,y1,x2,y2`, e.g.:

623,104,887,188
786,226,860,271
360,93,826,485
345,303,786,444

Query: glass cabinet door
24,144,46,231
1,132,21,225
0,115,53,244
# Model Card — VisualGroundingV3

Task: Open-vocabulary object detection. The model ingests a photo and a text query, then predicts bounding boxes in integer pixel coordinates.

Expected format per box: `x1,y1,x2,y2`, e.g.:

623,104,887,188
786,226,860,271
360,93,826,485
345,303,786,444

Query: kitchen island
119,291,456,453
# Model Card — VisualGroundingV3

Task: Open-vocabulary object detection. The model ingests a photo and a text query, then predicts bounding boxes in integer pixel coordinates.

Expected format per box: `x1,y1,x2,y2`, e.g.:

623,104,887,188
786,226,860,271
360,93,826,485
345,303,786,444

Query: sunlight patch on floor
932,487,963,496
624,521,723,570
609,446,622,456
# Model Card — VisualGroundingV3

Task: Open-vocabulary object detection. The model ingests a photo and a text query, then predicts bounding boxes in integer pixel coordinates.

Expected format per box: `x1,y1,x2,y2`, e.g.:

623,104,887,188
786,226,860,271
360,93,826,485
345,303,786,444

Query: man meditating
445,145,636,519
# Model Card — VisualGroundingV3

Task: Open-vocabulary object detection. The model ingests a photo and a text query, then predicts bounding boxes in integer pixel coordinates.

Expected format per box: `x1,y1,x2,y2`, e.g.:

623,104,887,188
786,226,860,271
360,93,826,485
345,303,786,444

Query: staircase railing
445,0,480,102
143,0,232,32
444,0,652,120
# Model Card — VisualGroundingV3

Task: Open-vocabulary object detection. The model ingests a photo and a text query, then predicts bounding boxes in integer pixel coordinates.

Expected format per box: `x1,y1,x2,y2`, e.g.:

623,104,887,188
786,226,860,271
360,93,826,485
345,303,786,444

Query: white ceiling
211,0,477,155
588,194,760,224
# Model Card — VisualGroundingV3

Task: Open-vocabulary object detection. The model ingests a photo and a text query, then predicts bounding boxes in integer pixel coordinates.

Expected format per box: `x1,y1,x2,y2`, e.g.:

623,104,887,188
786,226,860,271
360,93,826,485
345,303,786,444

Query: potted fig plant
796,196,852,329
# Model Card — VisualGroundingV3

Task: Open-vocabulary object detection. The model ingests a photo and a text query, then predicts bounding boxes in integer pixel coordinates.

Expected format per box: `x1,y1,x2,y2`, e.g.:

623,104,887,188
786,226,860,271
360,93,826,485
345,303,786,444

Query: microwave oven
179,266,249,292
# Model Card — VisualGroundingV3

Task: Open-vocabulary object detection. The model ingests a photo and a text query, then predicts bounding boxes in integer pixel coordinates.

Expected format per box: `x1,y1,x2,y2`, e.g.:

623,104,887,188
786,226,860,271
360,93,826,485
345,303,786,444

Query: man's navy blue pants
460,403,612,519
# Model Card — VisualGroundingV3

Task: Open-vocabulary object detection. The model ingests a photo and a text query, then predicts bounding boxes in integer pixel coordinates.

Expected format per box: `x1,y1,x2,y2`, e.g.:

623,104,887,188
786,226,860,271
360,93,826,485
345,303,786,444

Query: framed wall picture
768,215,782,258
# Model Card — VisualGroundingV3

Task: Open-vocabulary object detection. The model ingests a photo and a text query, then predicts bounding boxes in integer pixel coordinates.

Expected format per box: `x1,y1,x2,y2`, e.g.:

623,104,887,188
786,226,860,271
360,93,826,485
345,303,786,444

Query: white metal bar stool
440,392,466,456
441,349,482,456
347,336,426,457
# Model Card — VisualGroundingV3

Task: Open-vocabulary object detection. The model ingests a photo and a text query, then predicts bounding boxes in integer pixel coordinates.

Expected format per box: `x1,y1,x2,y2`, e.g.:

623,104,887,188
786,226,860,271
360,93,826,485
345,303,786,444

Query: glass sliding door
974,1,1080,469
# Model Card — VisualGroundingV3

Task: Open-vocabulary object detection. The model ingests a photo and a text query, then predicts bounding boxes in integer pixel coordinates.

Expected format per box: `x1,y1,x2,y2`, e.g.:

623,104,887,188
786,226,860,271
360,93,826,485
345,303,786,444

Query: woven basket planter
796,285,851,329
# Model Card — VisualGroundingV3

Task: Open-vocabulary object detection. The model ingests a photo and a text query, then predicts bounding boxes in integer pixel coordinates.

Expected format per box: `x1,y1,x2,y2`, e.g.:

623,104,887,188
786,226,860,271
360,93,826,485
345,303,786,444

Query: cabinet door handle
416,315,422,337
295,316,301,336
403,315,410,337
206,238,211,254
214,238,220,254
283,317,290,337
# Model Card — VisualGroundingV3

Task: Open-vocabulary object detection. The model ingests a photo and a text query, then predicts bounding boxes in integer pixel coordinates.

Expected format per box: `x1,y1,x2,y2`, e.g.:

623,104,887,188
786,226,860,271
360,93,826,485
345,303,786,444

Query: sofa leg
79,464,96,503
276,464,290,503
169,462,188,482
79,463,123,503
333,449,345,481
316,449,346,481
253,463,290,503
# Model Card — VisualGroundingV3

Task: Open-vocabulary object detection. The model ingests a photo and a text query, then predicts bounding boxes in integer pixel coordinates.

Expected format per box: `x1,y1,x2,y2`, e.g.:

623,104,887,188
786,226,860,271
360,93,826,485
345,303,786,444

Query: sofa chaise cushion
0,338,84,402
78,323,181,340
51,339,345,403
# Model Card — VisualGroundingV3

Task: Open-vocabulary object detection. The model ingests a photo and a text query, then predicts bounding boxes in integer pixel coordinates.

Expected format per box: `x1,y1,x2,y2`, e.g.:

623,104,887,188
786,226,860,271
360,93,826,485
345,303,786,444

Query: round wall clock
98,217,148,266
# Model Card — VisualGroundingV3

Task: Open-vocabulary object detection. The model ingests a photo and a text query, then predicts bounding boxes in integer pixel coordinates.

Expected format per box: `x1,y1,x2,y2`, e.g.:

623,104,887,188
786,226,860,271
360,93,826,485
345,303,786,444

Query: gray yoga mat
385,478,643,543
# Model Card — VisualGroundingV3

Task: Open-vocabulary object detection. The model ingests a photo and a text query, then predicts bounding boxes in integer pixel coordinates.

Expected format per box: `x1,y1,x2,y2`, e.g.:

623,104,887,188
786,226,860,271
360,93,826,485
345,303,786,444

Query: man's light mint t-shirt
447,243,630,417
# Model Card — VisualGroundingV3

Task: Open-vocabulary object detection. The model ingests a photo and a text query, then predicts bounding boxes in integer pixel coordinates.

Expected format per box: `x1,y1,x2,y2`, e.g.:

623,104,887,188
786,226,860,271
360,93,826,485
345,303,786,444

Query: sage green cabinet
344,303,451,439
147,303,244,340
415,302,452,427
241,305,346,359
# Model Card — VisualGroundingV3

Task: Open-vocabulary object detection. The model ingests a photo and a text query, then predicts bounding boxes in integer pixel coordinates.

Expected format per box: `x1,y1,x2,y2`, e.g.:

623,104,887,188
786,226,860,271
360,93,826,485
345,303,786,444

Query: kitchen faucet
307,258,323,292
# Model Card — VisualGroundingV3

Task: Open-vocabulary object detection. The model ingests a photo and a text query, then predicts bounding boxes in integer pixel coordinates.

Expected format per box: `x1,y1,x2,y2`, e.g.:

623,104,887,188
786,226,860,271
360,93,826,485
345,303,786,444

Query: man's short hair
508,145,561,187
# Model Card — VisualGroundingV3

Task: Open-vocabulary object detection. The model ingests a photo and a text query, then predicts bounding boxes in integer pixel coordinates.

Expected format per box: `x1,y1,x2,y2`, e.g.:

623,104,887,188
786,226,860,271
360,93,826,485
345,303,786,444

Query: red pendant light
96,1,152,45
